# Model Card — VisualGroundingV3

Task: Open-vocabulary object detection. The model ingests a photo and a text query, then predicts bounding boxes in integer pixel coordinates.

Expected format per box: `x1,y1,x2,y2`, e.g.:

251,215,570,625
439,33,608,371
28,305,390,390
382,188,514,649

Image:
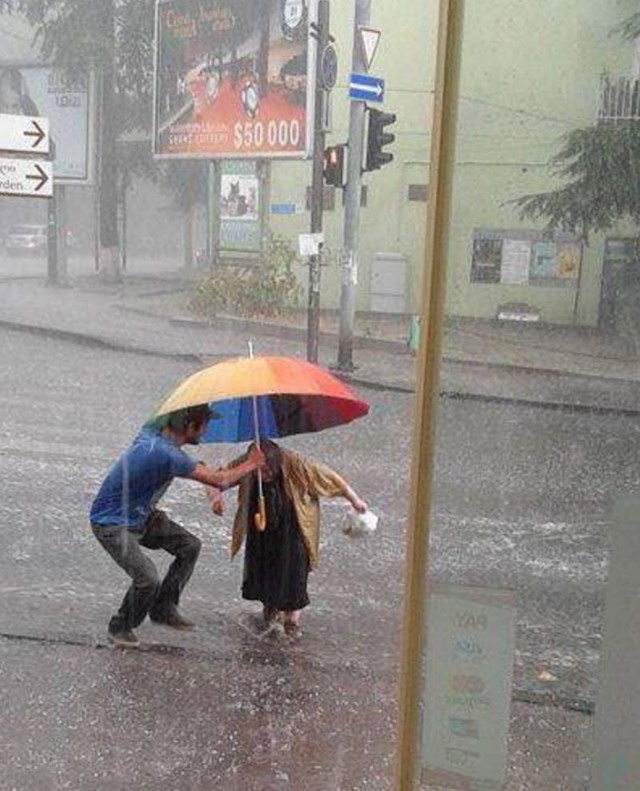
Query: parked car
4,224,75,256
4,224,47,256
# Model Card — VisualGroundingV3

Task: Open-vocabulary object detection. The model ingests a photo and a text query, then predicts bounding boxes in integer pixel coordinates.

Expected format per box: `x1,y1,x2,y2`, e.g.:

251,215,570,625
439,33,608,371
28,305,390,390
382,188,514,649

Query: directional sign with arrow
0,156,53,198
0,113,50,155
349,73,385,103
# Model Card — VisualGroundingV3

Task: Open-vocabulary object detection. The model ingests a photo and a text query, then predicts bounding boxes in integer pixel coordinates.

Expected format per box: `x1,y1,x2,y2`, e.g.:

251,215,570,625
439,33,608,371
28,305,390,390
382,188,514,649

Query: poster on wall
529,240,557,281
470,237,502,283
500,239,530,285
153,0,316,159
555,242,580,280
471,230,582,288
219,159,262,252
0,66,93,183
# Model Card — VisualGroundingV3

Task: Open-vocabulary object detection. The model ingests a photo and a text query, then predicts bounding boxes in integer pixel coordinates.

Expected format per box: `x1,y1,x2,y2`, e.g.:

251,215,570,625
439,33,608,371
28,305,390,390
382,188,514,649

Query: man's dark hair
167,404,212,432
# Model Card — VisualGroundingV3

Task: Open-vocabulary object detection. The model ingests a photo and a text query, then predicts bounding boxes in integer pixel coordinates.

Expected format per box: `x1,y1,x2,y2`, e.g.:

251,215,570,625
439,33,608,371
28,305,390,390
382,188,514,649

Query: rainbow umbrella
152,354,370,444
152,354,370,530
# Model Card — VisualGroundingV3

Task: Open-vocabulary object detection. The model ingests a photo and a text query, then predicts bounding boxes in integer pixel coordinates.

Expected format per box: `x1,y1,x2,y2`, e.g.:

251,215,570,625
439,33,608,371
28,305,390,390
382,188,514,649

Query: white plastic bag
342,509,378,538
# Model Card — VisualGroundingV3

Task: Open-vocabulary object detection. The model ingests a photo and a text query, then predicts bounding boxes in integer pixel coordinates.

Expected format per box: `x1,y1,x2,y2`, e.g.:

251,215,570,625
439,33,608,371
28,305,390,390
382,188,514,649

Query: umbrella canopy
152,355,369,443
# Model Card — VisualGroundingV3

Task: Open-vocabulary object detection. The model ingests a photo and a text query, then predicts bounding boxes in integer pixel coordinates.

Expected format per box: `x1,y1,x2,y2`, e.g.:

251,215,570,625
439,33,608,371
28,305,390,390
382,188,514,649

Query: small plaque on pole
299,232,324,256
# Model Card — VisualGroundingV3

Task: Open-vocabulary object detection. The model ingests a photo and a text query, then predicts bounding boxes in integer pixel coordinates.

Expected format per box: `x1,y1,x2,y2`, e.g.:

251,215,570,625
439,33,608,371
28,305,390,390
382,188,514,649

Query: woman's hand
352,496,368,514
206,486,224,516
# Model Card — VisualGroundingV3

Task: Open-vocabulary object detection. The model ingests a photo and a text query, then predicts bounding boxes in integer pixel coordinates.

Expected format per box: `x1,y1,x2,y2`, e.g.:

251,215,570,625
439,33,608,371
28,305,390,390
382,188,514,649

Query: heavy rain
1,1,640,790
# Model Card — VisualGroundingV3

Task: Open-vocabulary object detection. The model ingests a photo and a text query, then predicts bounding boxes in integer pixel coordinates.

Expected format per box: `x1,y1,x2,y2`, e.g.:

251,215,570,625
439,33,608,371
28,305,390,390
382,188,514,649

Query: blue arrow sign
349,73,385,103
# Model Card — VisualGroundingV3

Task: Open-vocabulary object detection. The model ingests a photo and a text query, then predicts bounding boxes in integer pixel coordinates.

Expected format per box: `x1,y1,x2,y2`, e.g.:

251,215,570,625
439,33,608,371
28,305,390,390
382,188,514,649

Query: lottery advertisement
153,0,316,159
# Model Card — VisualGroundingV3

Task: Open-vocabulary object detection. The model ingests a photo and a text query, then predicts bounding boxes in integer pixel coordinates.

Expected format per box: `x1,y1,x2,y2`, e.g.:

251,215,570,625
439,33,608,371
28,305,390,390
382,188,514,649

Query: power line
459,93,584,127
333,80,586,127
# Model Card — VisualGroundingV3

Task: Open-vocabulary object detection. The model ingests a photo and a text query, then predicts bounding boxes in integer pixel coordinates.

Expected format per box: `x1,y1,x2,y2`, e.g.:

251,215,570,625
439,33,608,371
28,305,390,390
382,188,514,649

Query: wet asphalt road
1,327,635,789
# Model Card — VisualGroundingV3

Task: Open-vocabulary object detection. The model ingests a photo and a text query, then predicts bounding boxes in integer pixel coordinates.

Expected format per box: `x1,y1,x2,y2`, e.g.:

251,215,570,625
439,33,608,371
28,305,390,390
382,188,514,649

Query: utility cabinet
370,252,407,313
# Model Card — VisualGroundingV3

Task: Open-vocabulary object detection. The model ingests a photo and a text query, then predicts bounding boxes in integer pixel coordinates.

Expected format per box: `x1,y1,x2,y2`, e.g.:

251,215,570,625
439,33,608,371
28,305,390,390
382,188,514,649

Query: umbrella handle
248,340,267,531
254,495,267,531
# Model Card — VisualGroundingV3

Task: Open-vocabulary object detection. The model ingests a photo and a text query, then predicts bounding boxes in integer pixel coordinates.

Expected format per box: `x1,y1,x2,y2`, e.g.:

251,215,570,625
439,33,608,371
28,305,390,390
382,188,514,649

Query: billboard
153,0,316,159
0,66,93,183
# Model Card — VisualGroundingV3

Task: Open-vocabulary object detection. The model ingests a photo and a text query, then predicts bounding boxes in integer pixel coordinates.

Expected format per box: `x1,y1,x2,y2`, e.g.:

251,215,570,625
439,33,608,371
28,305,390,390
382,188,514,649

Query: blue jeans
92,509,201,633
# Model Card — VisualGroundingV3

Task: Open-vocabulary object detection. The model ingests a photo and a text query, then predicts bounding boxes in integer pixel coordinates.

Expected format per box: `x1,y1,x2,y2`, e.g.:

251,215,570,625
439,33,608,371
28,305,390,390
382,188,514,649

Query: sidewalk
2,261,640,412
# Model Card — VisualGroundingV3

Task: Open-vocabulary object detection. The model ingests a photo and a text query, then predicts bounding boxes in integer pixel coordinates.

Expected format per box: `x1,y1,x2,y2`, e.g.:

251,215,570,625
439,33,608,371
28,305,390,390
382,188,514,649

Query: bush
189,233,303,320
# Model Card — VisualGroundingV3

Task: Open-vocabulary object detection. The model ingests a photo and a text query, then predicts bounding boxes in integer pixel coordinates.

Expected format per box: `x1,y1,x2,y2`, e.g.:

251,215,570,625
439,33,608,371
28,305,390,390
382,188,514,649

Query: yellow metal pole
394,1,465,789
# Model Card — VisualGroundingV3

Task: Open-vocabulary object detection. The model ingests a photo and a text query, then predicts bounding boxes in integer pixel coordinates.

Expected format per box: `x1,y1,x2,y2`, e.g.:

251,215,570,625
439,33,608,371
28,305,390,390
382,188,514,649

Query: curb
168,311,640,391
3,314,640,416
340,372,640,416
168,313,409,354
0,628,594,716
0,319,202,365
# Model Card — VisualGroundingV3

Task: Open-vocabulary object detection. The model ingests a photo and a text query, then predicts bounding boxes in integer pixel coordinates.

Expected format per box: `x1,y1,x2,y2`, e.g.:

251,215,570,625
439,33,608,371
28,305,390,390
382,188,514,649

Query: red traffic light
323,144,345,188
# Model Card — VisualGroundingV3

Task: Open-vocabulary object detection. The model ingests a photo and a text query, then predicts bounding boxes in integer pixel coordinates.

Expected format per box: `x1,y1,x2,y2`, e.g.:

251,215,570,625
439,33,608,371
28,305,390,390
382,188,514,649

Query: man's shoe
150,610,195,630
108,628,140,648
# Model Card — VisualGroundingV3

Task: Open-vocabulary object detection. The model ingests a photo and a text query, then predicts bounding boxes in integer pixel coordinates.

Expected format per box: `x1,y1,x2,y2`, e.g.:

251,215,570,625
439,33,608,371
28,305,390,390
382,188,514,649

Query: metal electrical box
370,252,407,313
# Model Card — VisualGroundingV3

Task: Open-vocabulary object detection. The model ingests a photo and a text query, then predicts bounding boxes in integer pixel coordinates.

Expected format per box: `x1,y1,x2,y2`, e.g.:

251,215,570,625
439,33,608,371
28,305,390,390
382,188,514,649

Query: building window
603,237,638,264
408,184,428,202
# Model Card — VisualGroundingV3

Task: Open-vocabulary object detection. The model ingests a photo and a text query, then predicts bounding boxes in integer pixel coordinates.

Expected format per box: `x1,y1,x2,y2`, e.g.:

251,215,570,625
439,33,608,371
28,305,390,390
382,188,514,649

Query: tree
19,0,157,279
515,122,640,238
515,12,640,239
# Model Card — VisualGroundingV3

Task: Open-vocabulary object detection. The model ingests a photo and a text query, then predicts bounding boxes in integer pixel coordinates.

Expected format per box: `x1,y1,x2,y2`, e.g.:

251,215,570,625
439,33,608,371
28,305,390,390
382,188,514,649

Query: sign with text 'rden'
0,155,52,198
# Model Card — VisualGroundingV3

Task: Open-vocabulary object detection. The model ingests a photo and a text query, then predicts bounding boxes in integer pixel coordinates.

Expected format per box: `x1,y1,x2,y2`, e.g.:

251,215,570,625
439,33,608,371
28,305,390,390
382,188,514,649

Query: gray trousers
92,509,201,633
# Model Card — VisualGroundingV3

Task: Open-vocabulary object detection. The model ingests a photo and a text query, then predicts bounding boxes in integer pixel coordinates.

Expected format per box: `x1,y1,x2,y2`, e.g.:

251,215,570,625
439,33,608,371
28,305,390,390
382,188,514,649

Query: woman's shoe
263,605,280,624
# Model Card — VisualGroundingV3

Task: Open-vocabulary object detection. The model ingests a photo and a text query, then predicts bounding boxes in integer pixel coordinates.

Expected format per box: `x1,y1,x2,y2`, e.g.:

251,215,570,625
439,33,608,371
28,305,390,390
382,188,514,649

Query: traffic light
323,144,345,188
365,108,396,172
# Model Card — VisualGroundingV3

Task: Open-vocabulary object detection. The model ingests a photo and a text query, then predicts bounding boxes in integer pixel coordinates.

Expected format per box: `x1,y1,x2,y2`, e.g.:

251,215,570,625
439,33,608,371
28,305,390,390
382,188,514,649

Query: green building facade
264,0,639,326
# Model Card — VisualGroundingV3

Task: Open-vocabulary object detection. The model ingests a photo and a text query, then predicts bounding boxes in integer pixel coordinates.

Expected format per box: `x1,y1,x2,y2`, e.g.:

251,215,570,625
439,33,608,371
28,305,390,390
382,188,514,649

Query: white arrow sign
0,113,50,155
358,26,381,72
0,156,53,198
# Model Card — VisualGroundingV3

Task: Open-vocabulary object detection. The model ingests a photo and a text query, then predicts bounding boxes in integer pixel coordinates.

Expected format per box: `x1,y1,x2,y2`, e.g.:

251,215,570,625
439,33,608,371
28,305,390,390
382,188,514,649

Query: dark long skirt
242,479,310,611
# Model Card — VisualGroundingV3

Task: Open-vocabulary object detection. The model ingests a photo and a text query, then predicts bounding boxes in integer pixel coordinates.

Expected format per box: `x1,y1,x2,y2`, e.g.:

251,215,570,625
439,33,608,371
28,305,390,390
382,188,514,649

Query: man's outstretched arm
189,445,264,490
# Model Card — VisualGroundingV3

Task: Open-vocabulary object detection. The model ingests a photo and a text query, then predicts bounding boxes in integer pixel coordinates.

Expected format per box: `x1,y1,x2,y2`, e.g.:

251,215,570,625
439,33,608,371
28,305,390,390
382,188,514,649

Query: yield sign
358,26,381,72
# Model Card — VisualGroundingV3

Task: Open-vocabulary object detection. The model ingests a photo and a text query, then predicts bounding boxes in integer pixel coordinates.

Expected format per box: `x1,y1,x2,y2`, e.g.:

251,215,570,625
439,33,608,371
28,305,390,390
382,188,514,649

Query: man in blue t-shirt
90,404,265,648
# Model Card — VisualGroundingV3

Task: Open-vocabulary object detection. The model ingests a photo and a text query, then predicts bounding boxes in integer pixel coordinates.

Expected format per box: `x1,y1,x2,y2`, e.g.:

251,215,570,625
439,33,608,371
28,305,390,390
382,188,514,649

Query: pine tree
516,11,640,239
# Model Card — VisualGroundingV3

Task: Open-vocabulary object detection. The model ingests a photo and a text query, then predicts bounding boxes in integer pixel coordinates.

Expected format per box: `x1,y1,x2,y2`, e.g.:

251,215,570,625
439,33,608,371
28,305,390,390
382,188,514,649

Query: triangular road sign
358,26,381,72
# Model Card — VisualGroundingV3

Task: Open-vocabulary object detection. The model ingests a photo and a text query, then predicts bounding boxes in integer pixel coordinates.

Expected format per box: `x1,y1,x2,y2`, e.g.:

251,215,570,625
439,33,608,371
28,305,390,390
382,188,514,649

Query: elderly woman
210,440,367,636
